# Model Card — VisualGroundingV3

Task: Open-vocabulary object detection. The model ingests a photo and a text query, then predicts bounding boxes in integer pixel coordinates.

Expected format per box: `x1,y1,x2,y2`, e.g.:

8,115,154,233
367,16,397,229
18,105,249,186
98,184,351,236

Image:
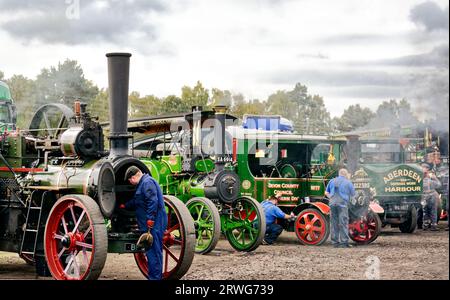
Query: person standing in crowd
325,168,355,248
261,193,295,245
421,163,442,231
122,166,167,280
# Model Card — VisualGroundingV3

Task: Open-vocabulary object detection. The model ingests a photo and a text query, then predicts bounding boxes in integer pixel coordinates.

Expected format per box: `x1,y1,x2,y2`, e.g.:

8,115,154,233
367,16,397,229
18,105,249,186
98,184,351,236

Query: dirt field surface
1,223,448,280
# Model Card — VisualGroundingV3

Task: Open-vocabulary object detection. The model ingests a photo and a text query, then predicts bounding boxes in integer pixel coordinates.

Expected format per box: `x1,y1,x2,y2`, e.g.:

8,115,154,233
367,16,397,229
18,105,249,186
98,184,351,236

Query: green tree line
1,60,419,133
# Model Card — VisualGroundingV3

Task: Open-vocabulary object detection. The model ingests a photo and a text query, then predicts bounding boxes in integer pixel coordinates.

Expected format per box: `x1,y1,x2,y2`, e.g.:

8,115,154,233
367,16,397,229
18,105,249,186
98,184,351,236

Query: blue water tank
242,114,293,132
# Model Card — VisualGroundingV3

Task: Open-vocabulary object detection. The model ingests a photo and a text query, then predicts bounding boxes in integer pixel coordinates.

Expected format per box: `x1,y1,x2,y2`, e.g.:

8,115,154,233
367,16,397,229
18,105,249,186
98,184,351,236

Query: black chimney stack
106,52,131,157
213,104,230,170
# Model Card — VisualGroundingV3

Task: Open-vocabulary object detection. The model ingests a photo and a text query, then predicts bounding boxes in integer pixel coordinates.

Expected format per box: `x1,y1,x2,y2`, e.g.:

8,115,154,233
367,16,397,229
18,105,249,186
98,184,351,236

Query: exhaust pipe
213,104,228,170
106,52,132,158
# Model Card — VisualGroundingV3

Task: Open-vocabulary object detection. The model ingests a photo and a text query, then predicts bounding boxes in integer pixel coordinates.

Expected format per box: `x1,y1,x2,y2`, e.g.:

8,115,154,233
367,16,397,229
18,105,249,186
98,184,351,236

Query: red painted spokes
134,200,184,279
45,199,94,280
349,215,377,242
295,209,327,245
163,202,184,279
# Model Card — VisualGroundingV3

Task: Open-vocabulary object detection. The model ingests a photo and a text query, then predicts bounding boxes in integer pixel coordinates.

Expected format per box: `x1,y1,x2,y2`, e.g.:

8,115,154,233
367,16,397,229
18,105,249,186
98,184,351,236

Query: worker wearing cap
123,166,167,280
421,163,441,231
261,193,295,244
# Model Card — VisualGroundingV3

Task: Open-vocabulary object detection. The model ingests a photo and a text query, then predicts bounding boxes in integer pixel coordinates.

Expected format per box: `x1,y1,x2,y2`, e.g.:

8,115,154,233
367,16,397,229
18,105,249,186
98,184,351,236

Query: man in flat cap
421,163,441,231
123,166,167,279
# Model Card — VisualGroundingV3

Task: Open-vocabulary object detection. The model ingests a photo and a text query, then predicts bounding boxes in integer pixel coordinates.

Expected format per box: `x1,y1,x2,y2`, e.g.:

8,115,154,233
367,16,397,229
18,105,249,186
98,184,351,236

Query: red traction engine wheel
294,208,330,246
44,195,107,280
348,210,381,245
134,195,195,280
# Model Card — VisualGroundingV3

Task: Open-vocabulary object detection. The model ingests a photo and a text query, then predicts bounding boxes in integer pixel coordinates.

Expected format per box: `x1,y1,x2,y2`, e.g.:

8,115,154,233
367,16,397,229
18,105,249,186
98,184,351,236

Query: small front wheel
349,210,381,245
295,208,329,246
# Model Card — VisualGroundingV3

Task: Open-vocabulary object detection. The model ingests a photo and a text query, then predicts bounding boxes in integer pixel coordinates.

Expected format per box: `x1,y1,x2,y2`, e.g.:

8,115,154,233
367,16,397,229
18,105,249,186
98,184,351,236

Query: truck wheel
44,194,107,280
399,205,417,233
186,197,221,254
349,211,381,245
134,195,195,280
224,196,266,252
295,208,330,246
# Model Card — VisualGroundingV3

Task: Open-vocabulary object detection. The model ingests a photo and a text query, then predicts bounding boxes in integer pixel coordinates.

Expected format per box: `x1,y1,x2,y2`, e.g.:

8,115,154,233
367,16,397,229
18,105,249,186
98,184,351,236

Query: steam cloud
408,1,449,130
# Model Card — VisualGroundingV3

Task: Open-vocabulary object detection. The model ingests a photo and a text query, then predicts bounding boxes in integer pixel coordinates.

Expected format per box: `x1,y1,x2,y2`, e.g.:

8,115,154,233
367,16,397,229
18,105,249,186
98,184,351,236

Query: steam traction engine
129,106,266,254
0,53,195,280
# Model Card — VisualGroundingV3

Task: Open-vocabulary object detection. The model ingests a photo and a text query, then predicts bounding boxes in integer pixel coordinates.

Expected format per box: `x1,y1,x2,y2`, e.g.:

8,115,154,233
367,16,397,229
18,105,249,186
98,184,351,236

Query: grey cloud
266,69,409,87
316,33,390,45
409,1,449,32
324,86,405,99
264,66,448,121
382,44,448,68
0,0,169,53
297,53,329,60
346,44,449,68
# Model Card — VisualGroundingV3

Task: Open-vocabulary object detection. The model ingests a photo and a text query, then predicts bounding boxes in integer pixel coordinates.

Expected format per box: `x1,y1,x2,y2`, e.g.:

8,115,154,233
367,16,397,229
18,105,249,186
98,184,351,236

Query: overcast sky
0,0,448,118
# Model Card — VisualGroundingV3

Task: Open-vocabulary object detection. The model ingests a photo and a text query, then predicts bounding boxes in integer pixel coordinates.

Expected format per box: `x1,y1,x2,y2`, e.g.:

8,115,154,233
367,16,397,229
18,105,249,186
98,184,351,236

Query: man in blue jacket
261,193,294,244
124,166,167,280
325,168,355,248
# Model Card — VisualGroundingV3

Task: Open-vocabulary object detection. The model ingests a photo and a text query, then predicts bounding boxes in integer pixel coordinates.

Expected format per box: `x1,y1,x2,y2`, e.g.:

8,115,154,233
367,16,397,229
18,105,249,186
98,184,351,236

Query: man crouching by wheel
122,166,168,280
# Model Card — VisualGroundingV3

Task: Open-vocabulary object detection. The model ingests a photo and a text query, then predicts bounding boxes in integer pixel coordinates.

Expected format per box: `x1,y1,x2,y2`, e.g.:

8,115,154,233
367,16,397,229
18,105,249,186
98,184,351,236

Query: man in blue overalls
261,194,295,244
325,168,355,248
124,166,167,280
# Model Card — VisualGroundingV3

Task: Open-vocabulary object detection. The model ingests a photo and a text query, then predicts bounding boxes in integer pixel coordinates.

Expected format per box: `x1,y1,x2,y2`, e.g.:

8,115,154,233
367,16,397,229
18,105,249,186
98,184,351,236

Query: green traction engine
228,130,384,246
0,53,195,280
129,105,266,254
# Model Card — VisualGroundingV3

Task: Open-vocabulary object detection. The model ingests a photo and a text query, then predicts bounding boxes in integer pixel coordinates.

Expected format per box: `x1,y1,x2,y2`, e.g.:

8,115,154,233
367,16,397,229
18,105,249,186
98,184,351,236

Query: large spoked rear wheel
186,197,221,254
295,208,329,246
44,195,107,280
349,210,381,245
223,196,266,252
134,195,195,280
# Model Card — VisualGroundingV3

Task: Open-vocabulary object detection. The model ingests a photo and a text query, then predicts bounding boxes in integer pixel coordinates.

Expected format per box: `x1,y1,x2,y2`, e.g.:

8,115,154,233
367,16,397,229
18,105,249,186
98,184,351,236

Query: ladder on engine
19,191,46,258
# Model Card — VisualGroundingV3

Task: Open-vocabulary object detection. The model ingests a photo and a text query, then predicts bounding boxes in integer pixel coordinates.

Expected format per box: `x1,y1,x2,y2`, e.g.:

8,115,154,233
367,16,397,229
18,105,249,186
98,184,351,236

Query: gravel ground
1,222,448,280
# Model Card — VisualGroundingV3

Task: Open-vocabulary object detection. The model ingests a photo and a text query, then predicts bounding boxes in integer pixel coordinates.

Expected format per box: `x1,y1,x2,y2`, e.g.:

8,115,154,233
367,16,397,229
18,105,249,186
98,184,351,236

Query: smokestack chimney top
106,52,132,58
213,104,228,114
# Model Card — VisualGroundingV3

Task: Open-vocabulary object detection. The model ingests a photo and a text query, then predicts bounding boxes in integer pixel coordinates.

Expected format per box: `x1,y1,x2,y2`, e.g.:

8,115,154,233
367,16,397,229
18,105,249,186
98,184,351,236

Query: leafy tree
181,81,209,111
0,70,4,81
5,75,37,128
368,99,419,129
34,59,98,108
266,83,331,134
335,104,375,132
129,92,162,118
88,89,109,122
266,90,296,120
161,95,184,114
288,84,332,134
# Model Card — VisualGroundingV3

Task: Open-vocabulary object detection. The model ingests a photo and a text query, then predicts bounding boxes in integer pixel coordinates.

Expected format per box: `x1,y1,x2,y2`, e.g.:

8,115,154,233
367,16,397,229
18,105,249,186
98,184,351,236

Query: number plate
354,182,370,189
